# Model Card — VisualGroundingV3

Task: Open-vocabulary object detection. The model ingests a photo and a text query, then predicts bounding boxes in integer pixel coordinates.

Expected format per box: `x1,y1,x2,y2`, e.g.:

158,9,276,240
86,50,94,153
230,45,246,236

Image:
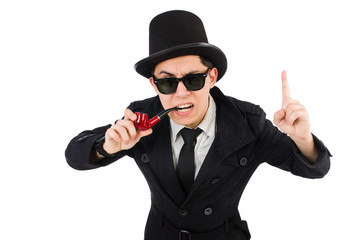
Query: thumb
273,109,285,126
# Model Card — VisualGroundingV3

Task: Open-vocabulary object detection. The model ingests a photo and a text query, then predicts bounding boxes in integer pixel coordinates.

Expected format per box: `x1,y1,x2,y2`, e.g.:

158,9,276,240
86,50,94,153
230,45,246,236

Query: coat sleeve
64,97,159,170
65,124,134,170
256,110,331,179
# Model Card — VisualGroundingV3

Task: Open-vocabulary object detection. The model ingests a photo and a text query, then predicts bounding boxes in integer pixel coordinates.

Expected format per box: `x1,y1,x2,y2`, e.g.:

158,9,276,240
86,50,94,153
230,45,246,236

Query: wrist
292,133,318,163
291,132,314,146
94,137,123,158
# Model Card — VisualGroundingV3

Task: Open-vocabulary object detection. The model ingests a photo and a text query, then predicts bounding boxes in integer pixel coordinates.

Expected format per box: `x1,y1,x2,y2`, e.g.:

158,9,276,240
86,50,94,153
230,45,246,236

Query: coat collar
139,87,255,206
139,98,188,206
187,87,255,199
210,87,255,157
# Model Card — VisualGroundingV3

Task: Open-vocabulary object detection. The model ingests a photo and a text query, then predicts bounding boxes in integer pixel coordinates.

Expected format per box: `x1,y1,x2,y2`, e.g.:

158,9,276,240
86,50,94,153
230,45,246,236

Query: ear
149,77,160,95
208,67,218,89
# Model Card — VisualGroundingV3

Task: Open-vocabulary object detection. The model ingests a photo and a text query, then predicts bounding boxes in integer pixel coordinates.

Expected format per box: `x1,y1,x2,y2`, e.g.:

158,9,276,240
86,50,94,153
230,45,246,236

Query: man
65,10,331,240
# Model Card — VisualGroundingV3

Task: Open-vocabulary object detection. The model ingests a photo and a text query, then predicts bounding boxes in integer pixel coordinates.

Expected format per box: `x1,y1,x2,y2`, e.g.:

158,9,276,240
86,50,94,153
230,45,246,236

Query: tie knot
180,128,202,145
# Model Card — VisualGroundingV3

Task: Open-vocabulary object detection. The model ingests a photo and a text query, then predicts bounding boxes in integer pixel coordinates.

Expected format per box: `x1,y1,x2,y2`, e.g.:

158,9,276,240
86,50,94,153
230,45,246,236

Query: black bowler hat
134,10,227,81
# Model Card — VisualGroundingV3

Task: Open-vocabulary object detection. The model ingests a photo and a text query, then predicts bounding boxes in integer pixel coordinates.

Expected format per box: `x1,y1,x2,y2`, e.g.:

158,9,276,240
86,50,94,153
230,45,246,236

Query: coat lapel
140,118,187,207
187,87,256,198
138,87,256,206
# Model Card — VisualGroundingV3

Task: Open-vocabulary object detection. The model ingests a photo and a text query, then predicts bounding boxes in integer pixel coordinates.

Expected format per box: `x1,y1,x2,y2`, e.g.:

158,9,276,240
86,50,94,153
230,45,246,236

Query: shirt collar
170,95,216,142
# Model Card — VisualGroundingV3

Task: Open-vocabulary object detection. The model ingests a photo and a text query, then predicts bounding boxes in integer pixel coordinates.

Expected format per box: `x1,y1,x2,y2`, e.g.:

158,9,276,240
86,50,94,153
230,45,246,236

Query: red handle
134,112,160,130
133,107,177,130
134,112,150,130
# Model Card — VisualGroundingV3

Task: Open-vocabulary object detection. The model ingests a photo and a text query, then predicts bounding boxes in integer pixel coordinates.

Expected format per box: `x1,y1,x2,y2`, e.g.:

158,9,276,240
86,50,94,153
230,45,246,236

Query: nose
174,81,190,97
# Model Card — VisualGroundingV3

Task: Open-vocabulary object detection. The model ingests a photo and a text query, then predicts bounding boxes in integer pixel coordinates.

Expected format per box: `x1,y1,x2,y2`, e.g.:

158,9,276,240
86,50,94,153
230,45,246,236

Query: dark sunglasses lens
155,72,207,94
184,75,206,91
157,79,178,94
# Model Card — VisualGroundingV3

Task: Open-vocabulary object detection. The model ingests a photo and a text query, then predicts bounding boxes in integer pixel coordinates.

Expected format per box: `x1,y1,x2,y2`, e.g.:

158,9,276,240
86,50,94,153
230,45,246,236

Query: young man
65,10,331,240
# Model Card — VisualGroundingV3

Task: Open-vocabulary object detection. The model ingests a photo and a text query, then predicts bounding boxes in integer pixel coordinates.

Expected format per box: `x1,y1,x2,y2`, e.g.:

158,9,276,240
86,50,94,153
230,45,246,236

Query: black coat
65,87,331,240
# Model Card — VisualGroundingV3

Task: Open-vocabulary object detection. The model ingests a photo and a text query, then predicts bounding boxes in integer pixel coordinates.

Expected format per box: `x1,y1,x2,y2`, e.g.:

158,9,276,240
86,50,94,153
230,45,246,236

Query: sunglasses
153,69,210,94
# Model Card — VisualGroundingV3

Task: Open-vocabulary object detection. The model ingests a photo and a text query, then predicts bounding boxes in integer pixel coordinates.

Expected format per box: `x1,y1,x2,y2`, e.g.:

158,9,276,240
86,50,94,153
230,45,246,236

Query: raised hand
273,71,311,140
273,71,318,162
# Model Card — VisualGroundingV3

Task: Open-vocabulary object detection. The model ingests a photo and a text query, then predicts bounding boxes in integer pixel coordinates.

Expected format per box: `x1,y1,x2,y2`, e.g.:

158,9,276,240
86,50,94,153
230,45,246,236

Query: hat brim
134,42,227,81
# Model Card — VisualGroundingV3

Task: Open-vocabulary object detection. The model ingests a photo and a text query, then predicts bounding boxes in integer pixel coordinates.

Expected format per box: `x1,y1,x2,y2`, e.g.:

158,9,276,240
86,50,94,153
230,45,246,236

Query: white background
1,0,361,239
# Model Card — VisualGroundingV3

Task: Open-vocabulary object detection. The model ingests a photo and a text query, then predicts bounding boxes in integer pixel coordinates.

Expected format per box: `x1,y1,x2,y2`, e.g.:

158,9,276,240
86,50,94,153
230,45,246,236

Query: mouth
176,104,194,112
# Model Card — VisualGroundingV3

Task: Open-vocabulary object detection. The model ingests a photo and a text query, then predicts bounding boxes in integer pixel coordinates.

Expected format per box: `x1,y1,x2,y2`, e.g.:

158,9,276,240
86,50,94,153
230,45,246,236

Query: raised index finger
281,70,290,99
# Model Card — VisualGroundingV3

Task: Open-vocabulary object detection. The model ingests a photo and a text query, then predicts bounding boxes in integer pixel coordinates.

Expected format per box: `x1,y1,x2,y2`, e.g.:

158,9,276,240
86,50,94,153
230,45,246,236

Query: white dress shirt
169,95,216,179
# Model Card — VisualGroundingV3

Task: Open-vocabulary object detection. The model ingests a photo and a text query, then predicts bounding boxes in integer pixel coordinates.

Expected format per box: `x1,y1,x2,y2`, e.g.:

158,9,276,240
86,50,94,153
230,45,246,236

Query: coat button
180,210,189,217
239,157,248,166
211,178,220,184
204,207,213,216
141,153,149,163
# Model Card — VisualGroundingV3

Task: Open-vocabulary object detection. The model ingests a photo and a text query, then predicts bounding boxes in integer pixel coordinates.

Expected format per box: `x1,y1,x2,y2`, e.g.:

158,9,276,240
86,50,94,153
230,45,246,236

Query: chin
170,114,195,127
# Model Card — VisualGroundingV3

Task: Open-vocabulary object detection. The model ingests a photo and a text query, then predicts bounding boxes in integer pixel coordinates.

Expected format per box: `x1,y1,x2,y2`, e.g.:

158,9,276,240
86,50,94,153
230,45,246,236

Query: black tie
177,127,202,195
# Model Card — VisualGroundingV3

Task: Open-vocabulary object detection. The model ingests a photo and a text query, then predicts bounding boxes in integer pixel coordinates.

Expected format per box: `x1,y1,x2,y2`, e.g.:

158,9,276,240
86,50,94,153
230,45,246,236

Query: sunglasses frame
152,69,210,94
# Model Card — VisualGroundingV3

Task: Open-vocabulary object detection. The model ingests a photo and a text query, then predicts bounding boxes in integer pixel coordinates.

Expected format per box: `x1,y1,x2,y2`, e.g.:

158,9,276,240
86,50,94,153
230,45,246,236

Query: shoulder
226,95,264,117
226,95,267,132
127,95,162,115
211,87,265,118
211,87,267,135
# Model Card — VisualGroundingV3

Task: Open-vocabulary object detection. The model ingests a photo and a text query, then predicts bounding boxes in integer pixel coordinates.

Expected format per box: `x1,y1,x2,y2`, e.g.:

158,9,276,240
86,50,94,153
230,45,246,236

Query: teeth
177,104,193,112
178,104,192,109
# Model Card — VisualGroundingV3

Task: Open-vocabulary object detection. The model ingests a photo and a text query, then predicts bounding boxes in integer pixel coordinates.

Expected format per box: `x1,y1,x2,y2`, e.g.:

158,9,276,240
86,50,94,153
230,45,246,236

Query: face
149,55,218,129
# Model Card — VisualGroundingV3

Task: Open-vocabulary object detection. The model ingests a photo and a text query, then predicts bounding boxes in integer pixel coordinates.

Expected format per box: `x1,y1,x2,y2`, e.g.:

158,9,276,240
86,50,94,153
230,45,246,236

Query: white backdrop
1,0,361,239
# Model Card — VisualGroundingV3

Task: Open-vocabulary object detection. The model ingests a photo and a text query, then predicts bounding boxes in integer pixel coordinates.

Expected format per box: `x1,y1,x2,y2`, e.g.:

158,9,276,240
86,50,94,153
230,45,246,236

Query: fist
103,109,153,154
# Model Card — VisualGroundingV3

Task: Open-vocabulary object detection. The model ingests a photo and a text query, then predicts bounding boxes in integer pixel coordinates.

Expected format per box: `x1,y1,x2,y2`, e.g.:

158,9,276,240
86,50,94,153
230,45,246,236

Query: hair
199,56,214,69
150,56,214,76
